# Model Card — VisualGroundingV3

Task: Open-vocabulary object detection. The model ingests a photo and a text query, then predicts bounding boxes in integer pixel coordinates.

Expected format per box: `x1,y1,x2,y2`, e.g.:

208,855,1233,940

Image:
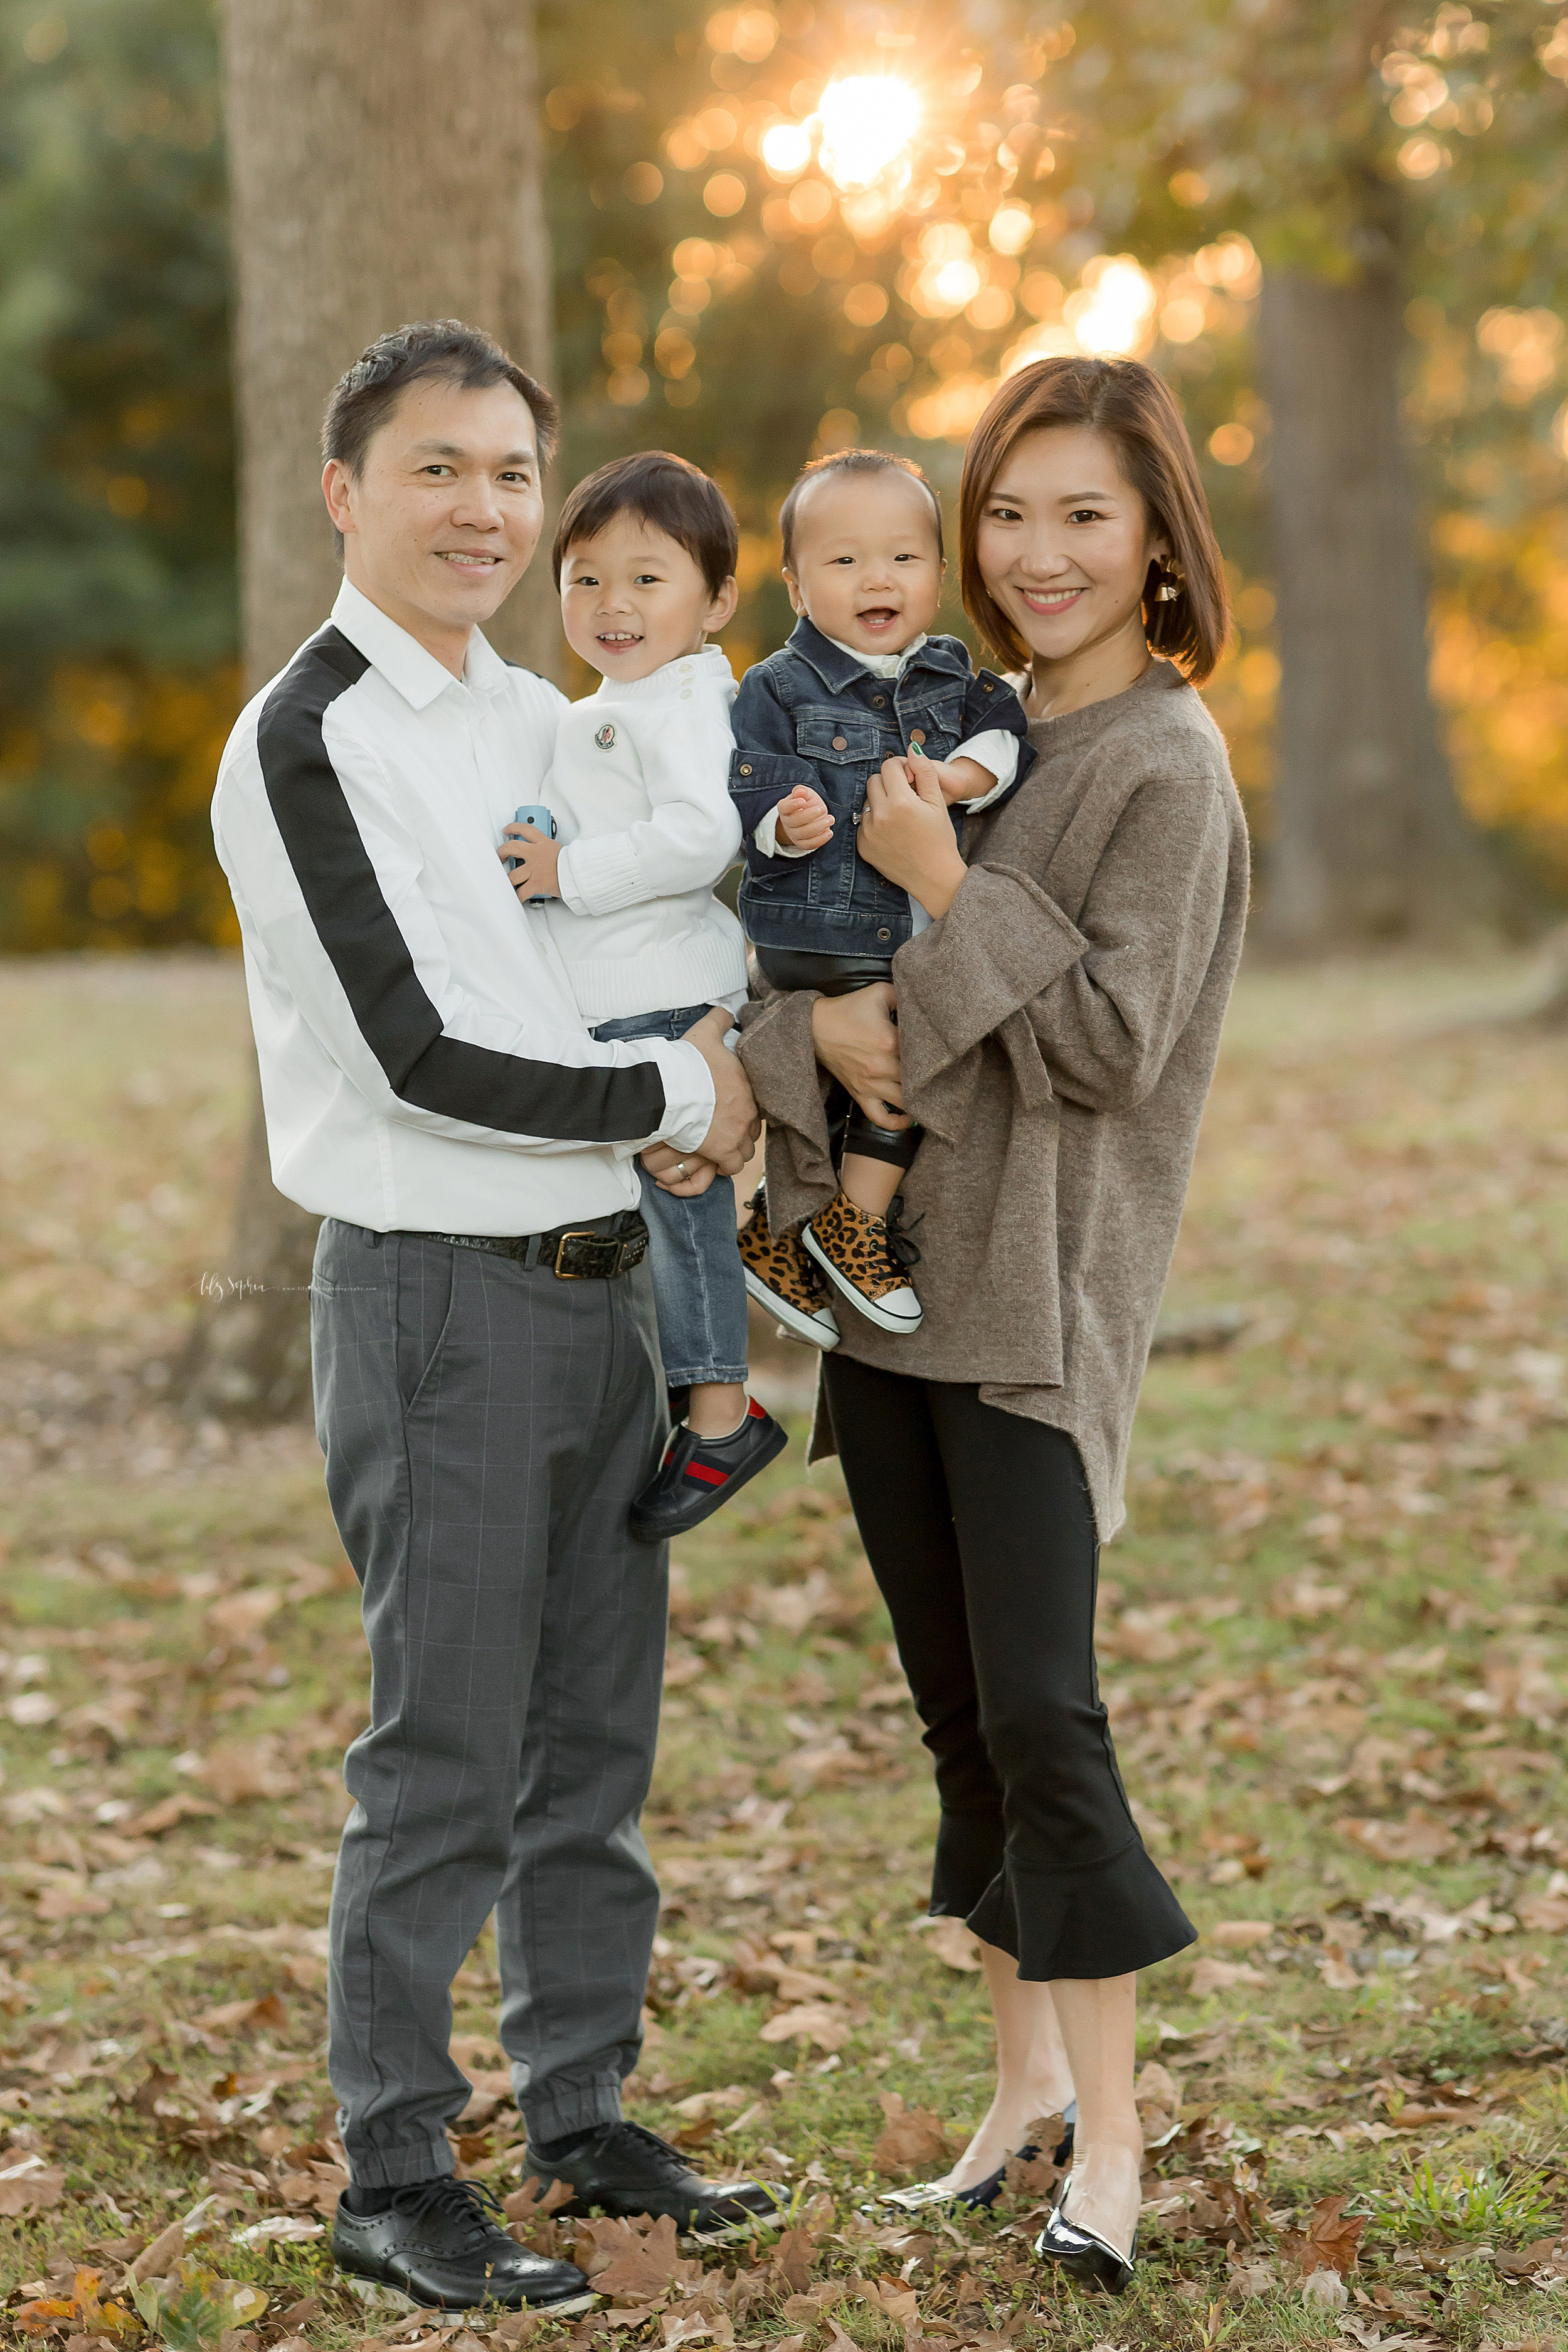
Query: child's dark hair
551,450,738,596
779,448,943,571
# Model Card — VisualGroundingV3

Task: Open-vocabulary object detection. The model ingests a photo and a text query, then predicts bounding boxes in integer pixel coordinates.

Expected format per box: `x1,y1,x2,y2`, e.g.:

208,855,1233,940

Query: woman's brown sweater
736,657,1250,1539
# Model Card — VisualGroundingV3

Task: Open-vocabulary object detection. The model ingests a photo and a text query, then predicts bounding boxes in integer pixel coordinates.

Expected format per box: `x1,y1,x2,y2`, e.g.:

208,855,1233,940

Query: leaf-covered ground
0,948,1565,2352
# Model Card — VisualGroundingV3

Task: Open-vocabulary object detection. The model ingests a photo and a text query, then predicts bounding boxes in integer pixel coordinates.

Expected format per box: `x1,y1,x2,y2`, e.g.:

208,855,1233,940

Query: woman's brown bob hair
960,356,1229,685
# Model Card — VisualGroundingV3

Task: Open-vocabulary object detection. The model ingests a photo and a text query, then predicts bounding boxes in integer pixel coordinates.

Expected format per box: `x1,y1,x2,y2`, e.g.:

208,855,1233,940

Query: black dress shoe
628,1400,787,1542
331,2176,593,2312
1034,2193,1138,2296
879,2102,1078,2214
524,2119,781,2230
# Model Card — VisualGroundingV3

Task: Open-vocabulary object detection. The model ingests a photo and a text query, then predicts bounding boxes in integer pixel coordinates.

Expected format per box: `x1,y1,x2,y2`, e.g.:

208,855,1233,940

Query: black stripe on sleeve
256,626,668,1143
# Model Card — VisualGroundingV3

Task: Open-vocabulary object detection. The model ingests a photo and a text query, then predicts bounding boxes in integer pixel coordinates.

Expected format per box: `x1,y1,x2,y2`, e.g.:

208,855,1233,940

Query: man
213,320,775,2315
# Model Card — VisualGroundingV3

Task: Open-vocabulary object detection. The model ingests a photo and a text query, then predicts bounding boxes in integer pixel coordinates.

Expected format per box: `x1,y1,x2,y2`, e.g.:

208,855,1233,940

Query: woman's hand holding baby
498,822,561,901
773,785,834,852
858,753,969,921
810,981,911,1131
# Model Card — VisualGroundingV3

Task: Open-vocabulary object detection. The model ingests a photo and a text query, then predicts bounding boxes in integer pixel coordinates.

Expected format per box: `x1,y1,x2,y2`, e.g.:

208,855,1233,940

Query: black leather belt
400,1212,648,1280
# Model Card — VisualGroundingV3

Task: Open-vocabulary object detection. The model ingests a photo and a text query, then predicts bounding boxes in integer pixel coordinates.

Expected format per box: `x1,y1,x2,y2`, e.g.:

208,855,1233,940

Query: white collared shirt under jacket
544,643,748,1022
211,580,716,1238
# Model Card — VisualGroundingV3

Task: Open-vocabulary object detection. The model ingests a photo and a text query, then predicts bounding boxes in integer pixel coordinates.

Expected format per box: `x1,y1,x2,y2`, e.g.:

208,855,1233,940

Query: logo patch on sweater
594,722,617,750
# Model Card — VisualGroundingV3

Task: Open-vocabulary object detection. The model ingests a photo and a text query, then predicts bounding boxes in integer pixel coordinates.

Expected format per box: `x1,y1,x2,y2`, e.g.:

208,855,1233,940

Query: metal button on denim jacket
729,615,1036,955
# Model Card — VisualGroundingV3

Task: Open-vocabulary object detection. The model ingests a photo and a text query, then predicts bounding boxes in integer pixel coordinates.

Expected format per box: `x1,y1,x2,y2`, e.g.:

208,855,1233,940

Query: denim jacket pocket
795,711,880,776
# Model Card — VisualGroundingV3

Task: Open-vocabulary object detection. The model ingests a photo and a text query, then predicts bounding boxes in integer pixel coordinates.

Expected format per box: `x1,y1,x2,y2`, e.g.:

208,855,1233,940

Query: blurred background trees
3,0,1565,953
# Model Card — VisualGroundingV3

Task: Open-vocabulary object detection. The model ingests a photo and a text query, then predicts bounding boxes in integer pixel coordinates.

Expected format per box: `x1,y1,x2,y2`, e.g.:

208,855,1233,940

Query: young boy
499,450,785,1538
729,449,1034,1338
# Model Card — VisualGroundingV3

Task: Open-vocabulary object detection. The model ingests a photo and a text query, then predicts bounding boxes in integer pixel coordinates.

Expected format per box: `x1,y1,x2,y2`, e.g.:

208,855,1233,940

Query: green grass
0,945,1565,2351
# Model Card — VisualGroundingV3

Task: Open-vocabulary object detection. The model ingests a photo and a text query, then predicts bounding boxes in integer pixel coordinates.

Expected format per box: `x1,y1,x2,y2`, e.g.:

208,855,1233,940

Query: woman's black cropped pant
823,1355,1195,1980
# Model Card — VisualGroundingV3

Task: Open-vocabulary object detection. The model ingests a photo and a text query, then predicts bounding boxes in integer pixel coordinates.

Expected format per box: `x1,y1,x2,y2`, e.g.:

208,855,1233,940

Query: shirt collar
590,643,735,702
822,629,927,682
330,578,509,711
785,613,969,690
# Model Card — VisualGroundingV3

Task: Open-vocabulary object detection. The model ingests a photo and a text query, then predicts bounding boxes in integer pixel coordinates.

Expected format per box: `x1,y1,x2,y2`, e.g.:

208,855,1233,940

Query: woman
734,357,1250,2294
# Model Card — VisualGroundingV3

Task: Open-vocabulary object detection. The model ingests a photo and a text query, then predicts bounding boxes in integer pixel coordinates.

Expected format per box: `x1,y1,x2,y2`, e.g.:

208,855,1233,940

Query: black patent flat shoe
879,2103,1077,2214
1034,2195,1138,2297
628,1400,787,1542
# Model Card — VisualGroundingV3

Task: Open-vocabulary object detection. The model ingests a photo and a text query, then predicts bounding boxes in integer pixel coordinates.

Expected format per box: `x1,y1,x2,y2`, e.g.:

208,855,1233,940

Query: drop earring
1153,564,1183,603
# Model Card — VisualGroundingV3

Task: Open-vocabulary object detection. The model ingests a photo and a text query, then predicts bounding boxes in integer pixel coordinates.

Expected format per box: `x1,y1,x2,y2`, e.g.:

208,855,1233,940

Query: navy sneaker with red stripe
628,1398,787,1544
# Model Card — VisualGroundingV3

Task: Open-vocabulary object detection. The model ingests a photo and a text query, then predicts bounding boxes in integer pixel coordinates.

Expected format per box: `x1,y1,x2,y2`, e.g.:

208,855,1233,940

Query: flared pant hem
955,1836,1197,1982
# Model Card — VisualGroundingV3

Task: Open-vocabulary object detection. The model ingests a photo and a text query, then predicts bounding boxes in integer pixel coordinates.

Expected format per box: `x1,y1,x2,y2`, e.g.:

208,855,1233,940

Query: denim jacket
728,616,1036,955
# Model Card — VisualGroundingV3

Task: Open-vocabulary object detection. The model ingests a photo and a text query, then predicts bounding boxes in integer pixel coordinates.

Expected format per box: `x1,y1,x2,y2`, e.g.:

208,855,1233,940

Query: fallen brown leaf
1279,2191,1367,2279
1208,1920,1273,1949
1338,1809,1457,1864
194,1992,289,2038
194,1737,299,1804
0,2155,65,2215
911,1915,982,1971
1517,1892,1568,1932
873,2091,951,2178
758,2001,850,2052
770,2225,818,2294
1189,1956,1269,1997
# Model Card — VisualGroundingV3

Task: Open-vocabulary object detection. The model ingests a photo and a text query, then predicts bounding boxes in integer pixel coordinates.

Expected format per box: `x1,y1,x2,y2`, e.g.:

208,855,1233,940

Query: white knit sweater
542,644,747,1022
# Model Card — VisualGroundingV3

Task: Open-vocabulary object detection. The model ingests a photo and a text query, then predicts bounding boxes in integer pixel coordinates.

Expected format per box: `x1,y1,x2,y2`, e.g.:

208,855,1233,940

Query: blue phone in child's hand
506,803,558,899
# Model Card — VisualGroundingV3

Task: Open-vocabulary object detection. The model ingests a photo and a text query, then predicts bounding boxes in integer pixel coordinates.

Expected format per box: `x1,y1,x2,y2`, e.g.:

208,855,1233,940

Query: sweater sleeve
894,771,1233,1134
553,685,741,916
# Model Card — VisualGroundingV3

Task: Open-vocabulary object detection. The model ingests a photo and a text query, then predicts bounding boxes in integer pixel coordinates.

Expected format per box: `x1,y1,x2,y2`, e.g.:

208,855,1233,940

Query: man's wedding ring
675,1160,689,1176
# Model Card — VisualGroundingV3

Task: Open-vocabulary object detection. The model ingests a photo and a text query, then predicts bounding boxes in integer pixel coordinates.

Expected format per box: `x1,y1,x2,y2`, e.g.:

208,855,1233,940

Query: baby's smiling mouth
596,630,643,647
856,606,901,630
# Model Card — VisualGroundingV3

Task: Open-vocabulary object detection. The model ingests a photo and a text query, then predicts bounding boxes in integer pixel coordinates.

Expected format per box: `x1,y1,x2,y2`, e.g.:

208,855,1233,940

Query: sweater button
681,690,692,699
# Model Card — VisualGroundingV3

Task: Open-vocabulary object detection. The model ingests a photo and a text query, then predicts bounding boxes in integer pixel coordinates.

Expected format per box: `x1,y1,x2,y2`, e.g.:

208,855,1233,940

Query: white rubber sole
743,1263,840,1350
801,1223,924,1333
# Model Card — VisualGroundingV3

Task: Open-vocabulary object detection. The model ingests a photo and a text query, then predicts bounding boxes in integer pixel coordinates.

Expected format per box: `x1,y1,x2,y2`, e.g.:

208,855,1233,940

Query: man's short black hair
779,447,944,571
321,320,559,549
551,450,738,597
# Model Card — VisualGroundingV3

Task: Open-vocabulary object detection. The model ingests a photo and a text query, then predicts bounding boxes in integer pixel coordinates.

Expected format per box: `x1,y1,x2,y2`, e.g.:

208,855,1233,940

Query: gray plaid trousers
310,1219,669,2187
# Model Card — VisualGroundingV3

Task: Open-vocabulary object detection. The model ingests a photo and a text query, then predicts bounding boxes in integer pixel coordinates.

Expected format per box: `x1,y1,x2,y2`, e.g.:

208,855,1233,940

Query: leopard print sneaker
801,1191,923,1334
738,1188,840,1350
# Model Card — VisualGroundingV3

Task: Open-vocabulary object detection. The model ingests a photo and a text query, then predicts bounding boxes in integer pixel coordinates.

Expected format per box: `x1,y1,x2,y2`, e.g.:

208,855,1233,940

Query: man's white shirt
211,579,716,1237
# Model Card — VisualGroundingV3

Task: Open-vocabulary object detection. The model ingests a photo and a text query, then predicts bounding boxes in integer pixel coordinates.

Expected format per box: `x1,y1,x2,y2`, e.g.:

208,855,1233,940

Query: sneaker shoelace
389,2174,510,2252
882,1193,923,1272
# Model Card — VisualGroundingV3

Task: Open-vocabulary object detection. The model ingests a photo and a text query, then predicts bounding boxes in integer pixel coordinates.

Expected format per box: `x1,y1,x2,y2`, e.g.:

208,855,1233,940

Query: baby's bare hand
774,786,834,852
921,752,993,804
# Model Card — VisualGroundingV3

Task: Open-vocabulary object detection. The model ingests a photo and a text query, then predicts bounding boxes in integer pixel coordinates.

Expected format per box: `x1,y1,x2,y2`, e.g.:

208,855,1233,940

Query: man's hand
857,754,968,922
685,1005,761,1174
640,1144,719,1195
810,982,911,1130
498,822,561,901
773,785,835,852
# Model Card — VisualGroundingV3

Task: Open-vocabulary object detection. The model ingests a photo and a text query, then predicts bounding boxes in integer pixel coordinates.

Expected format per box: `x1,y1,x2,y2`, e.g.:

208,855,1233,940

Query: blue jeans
589,1005,748,1391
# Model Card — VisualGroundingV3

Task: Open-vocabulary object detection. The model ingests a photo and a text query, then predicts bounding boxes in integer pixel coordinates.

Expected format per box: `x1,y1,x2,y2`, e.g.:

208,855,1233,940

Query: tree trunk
181,0,556,1422
1257,267,1494,950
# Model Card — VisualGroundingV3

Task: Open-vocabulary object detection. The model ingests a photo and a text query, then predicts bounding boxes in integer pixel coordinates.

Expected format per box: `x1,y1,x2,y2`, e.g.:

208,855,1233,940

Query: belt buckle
553,1229,616,1279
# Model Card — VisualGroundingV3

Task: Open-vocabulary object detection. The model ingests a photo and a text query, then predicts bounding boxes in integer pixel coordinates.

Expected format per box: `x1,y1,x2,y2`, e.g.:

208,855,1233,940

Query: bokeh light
988,203,1033,256
817,76,922,192
1062,256,1158,357
760,122,812,179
